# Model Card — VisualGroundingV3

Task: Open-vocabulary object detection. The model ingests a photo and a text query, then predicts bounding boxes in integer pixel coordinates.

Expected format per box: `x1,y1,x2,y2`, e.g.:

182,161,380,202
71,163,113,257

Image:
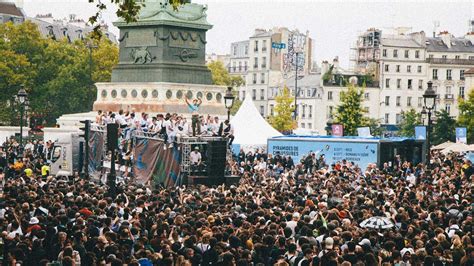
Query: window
418,97,423,107
384,113,389,124
328,91,333,100
393,49,398,57
385,64,389,72
396,65,400,72
238,62,242,71
232,46,237,56
254,40,258,52
302,105,306,118
460,70,465,80
242,91,246,100
301,123,305,128
407,65,411,73
397,79,401,89
404,50,409,58
252,73,257,84
259,106,264,116
417,65,422,73
442,55,447,59
254,57,258,69
260,89,265,100
418,80,423,90
252,89,256,100
260,73,265,84
446,69,452,80
328,106,334,119
261,57,267,69
432,69,438,80
364,92,370,100
262,40,267,52
455,55,460,59
245,45,248,55
307,89,311,97
396,96,401,106
445,86,452,95
385,78,390,88
244,61,248,71
459,87,465,99
445,104,451,114
308,105,313,118
396,114,402,124
415,50,420,58
470,56,474,60
232,62,236,72
408,79,412,89
308,123,312,129
385,96,390,106
270,104,274,116
429,54,434,59
407,97,412,107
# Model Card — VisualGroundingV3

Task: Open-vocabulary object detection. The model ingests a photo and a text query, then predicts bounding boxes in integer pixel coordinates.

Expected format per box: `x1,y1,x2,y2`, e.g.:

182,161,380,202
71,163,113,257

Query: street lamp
421,107,427,125
224,86,235,121
17,86,28,153
325,118,334,136
423,81,436,165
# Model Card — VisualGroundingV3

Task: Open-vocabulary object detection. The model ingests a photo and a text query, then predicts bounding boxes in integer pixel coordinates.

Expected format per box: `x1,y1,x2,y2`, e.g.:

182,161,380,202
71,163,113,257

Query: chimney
321,60,329,76
439,31,452,48
254,28,266,35
410,31,426,46
332,56,339,69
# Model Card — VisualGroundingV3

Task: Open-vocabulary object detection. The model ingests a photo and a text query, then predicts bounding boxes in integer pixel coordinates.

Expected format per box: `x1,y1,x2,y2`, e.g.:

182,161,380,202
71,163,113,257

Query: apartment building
352,27,474,125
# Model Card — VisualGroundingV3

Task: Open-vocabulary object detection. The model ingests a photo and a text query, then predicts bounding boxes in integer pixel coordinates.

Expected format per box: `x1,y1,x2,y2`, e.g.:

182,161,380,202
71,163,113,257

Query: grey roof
28,17,117,43
285,73,321,88
426,37,474,52
381,37,422,48
0,2,24,17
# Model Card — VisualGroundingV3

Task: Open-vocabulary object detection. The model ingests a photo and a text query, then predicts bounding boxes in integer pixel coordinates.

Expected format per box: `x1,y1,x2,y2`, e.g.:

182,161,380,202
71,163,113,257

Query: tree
269,86,297,132
432,109,456,145
333,84,369,136
458,89,474,143
367,118,383,137
0,21,118,126
207,60,245,115
398,109,421,137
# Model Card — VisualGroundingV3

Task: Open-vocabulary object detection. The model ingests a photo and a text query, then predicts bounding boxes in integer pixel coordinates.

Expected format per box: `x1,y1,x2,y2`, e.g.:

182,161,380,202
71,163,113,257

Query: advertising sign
456,127,467,144
332,124,343,137
268,139,378,168
415,126,427,140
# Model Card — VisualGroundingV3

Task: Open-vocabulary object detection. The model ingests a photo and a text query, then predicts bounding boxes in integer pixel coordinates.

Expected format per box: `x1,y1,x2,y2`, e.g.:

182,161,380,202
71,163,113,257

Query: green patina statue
111,0,213,84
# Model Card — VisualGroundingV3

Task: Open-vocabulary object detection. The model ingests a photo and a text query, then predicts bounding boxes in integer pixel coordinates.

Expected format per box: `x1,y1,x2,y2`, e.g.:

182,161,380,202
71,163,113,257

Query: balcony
444,94,454,100
426,58,474,65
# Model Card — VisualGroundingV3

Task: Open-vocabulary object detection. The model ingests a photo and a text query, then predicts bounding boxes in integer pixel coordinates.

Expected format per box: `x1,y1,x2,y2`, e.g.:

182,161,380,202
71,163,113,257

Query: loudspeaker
206,140,227,178
106,123,119,151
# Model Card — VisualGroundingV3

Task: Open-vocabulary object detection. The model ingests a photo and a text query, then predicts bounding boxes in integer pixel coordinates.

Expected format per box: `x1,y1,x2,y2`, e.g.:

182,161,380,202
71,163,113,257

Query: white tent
231,96,282,151
440,142,474,154
431,141,454,150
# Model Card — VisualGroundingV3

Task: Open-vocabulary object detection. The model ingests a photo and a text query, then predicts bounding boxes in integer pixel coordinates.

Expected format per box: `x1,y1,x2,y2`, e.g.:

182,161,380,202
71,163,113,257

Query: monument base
93,82,227,116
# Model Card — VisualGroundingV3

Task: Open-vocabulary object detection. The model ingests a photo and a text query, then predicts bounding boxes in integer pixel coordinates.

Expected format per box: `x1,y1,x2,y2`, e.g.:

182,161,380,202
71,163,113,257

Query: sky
19,0,474,68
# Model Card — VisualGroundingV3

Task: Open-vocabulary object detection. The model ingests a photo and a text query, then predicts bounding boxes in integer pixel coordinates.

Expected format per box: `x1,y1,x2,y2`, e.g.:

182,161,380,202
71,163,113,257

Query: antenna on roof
433,21,440,38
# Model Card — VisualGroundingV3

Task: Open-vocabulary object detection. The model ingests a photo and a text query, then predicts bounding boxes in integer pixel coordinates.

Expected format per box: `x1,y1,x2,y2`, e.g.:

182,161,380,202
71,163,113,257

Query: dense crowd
1,131,472,266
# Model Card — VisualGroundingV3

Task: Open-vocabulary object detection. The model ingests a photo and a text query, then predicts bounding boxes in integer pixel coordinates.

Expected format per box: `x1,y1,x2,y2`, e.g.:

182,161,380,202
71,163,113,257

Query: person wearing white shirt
190,146,202,172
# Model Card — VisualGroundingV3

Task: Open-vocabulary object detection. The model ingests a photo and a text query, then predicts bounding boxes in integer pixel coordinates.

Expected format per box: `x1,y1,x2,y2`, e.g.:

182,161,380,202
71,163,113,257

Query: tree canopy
458,89,474,143
269,86,296,133
432,109,456,145
0,21,118,126
333,84,369,136
398,109,421,137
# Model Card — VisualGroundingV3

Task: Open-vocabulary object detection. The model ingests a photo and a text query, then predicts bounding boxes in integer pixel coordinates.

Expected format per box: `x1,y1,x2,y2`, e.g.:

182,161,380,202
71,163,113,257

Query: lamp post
423,81,436,166
17,87,28,153
325,118,334,136
421,107,427,125
224,86,235,121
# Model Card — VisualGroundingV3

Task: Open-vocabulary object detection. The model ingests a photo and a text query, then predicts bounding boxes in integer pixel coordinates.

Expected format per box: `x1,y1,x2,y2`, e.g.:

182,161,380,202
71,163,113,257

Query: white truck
43,128,83,176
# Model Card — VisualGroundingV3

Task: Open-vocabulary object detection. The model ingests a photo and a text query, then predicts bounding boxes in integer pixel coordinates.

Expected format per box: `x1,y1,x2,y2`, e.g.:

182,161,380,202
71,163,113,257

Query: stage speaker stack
206,140,227,184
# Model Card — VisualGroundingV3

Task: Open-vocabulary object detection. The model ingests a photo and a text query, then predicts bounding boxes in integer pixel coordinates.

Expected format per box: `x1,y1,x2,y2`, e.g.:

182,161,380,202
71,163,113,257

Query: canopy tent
440,142,474,154
431,141,454,150
231,96,282,151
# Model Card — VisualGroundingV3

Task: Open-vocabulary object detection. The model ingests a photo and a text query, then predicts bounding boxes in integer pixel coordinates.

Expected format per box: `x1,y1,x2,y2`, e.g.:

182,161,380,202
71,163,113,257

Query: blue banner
268,139,378,169
415,126,427,140
456,127,467,144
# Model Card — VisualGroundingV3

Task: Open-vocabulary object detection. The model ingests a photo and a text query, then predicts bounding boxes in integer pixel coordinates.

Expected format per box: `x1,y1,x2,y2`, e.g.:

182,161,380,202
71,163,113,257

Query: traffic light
79,120,91,178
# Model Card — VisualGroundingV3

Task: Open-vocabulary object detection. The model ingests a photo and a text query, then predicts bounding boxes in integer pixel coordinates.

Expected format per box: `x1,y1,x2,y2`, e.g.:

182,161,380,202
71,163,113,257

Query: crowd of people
1,125,473,266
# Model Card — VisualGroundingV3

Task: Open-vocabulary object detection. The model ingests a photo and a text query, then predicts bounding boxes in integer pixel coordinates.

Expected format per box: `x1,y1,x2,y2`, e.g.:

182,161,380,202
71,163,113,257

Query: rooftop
0,2,23,17
426,37,474,52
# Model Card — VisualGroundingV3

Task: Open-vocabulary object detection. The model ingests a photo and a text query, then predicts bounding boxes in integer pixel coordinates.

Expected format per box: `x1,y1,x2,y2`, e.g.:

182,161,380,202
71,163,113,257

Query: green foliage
0,21,118,126
458,89,474,143
322,64,334,83
398,109,421,137
269,86,297,132
432,109,456,145
334,84,369,136
207,60,245,115
367,118,383,137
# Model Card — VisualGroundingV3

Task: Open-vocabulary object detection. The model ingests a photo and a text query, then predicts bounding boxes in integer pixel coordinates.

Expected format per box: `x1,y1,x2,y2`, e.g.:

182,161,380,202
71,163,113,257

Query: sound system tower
206,140,227,184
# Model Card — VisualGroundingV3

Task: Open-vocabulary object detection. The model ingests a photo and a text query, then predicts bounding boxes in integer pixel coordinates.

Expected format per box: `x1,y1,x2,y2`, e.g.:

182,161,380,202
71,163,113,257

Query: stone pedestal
93,82,227,115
